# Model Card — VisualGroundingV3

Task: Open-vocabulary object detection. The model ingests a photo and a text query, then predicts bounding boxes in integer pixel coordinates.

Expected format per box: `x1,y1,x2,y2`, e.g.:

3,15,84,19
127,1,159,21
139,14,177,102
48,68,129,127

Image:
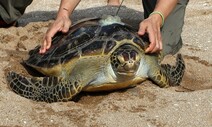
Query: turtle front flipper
7,72,83,103
148,54,185,87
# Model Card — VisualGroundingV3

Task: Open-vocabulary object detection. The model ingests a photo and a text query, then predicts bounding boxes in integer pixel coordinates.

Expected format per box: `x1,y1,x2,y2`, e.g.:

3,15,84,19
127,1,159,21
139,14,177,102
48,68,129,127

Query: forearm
57,0,81,18
154,0,178,20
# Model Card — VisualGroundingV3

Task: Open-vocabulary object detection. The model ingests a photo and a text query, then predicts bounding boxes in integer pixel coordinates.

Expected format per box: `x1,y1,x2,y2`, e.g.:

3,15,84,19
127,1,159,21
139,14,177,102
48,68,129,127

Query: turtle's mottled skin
7,15,185,103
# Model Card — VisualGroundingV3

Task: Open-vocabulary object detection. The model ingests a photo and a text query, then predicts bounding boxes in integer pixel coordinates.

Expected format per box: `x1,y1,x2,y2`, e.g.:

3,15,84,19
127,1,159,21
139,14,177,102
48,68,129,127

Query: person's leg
142,0,157,19
0,0,32,27
107,0,120,6
142,0,189,56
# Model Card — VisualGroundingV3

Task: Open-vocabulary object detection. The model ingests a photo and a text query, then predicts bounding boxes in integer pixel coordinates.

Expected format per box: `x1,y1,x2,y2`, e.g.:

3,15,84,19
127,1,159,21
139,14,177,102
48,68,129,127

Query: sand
0,0,212,126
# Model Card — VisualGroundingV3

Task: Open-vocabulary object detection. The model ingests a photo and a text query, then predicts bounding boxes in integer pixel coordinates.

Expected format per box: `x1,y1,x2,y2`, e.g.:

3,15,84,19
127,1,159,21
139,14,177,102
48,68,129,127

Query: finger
152,21,163,52
138,22,146,36
151,29,160,53
39,32,54,54
151,41,160,53
152,27,162,53
157,28,163,51
159,39,162,51
145,26,156,53
39,40,47,54
46,34,52,50
45,26,61,49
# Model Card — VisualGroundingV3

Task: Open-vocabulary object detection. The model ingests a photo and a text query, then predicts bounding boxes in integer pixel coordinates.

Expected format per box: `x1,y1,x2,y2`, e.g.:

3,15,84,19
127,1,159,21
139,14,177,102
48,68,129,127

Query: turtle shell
25,16,149,76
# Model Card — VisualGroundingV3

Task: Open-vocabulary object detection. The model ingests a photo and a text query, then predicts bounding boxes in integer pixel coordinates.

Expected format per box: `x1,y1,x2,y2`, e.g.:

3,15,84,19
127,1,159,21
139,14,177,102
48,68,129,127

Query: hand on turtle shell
40,15,72,54
138,14,163,53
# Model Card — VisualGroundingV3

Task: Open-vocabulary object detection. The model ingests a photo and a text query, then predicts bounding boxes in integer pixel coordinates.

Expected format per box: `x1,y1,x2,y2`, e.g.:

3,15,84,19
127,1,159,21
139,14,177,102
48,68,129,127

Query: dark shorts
142,0,189,56
0,0,33,24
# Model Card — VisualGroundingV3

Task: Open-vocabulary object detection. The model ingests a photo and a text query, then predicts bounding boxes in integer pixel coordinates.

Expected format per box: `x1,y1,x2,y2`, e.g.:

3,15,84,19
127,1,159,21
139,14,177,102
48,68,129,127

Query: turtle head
111,44,141,79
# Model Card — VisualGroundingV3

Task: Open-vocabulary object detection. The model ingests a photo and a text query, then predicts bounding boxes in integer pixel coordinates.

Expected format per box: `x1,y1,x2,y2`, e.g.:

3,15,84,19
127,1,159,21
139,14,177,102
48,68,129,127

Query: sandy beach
0,0,212,126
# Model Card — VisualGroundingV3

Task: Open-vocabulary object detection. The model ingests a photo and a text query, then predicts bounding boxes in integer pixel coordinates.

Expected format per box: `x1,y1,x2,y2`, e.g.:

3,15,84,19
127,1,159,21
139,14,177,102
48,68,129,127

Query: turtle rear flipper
148,54,185,87
7,72,82,103
161,54,185,86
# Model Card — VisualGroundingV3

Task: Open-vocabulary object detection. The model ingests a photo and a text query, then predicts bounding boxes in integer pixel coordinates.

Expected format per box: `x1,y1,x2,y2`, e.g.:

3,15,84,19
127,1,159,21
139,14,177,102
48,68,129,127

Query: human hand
39,16,71,54
138,14,163,53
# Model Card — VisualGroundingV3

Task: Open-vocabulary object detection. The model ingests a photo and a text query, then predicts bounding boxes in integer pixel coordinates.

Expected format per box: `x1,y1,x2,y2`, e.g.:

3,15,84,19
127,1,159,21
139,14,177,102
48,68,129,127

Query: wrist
149,11,165,27
57,8,70,19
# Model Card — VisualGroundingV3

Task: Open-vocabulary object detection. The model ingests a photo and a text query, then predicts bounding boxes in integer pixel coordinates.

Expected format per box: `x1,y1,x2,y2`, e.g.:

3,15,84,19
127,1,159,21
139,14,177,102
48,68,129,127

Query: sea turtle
7,15,185,103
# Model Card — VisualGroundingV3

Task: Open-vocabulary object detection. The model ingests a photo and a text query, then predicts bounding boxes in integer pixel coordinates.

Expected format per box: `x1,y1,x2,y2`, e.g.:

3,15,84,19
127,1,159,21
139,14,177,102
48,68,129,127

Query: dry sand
0,0,212,126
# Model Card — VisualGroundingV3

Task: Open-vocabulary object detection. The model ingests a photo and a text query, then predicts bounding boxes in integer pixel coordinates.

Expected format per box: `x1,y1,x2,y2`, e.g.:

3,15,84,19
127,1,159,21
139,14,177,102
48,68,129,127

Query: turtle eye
122,52,129,61
130,50,137,60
